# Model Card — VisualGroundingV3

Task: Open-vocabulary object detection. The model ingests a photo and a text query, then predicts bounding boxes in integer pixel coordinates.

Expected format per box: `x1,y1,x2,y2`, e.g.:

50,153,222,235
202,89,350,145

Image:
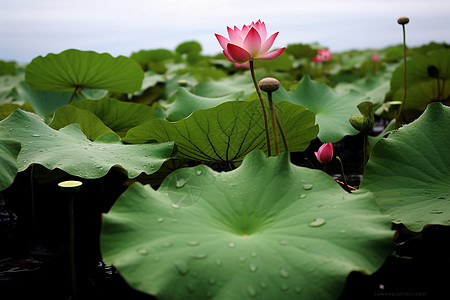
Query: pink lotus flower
372,53,379,62
315,142,333,164
234,62,250,68
215,20,285,63
312,49,332,62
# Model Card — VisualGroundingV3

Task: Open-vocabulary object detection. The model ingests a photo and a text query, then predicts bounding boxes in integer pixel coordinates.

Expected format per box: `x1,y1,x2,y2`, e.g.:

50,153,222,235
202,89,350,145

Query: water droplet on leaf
247,286,257,297
157,217,165,223
136,248,148,255
228,242,235,248
259,282,267,289
302,183,314,190
187,241,200,246
173,260,189,275
309,218,326,227
249,264,257,272
279,268,289,279
299,194,307,199
171,203,180,209
195,169,202,175
189,253,207,259
430,210,443,214
176,178,187,188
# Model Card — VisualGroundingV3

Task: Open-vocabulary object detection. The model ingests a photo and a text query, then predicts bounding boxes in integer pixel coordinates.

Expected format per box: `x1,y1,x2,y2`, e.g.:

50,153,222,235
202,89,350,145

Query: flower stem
336,156,350,193
249,60,271,156
268,95,279,155
395,23,407,129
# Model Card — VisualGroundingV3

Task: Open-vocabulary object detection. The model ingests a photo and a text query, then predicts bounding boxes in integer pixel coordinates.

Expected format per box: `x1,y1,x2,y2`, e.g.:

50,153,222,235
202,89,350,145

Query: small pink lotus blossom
315,142,333,164
215,20,285,63
312,49,332,63
372,53,379,62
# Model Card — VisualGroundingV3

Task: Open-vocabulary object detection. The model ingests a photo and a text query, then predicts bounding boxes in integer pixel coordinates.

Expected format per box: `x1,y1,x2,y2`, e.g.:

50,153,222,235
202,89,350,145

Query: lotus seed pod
397,17,409,25
258,77,280,93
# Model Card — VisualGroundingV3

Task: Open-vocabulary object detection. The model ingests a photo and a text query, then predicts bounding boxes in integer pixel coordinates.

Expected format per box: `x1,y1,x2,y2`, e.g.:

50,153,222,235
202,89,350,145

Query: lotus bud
397,17,409,25
259,77,280,93
315,143,333,164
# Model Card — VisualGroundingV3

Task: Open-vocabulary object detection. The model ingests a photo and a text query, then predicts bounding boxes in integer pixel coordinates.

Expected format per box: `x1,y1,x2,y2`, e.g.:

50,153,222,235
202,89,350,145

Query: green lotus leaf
335,73,391,105
130,49,174,63
162,88,243,121
101,151,393,300
12,81,107,119
360,103,450,232
51,98,165,137
272,76,367,142
25,49,144,93
175,41,202,55
388,49,450,110
0,127,21,191
193,74,254,98
124,100,318,163
0,109,174,179
0,74,23,101
49,105,114,141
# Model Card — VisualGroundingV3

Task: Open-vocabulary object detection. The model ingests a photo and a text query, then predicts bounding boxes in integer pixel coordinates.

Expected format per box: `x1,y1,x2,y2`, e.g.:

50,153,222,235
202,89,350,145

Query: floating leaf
387,49,450,111
0,109,174,179
25,49,144,93
162,88,243,121
101,151,393,300
124,100,318,163
273,76,367,142
0,127,21,191
194,74,254,98
360,103,450,231
50,98,165,138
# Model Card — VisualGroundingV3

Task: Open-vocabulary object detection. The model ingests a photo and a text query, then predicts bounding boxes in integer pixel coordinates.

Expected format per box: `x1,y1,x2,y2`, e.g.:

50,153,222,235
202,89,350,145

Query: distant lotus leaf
101,151,393,300
175,41,202,55
360,103,450,231
124,100,318,163
335,73,391,105
194,74,254,98
50,98,165,138
162,87,243,121
0,109,174,179
272,76,367,142
388,49,450,110
25,49,144,93
0,127,21,191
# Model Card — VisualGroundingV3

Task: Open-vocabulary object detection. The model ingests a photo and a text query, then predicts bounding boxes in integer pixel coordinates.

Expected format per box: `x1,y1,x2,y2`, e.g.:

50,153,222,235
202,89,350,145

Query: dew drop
215,259,222,267
295,286,302,294
31,133,41,137
189,253,207,259
430,209,443,214
309,218,326,227
259,282,267,289
239,256,246,262
173,260,189,275
157,217,165,223
136,248,148,255
302,183,314,190
279,268,289,279
251,252,258,258
186,284,195,293
299,194,307,199
171,203,180,209
281,284,289,291
247,286,257,297
279,240,288,246
195,169,202,175
249,264,257,272
228,242,235,248
187,241,200,246
176,178,187,188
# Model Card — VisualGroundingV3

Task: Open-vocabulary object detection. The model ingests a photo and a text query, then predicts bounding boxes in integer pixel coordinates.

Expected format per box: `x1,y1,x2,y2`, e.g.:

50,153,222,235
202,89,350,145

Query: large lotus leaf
123,100,318,163
12,81,107,118
25,49,144,93
0,109,174,179
50,98,165,138
335,72,391,106
388,49,450,110
272,76,366,142
130,49,174,63
194,74,254,98
0,127,21,191
0,74,23,101
360,103,450,232
162,88,243,121
49,105,114,141
101,151,393,300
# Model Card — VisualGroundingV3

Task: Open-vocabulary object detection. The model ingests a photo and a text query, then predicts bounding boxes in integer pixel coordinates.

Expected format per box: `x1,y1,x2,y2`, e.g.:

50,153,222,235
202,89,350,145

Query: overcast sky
1,0,449,63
